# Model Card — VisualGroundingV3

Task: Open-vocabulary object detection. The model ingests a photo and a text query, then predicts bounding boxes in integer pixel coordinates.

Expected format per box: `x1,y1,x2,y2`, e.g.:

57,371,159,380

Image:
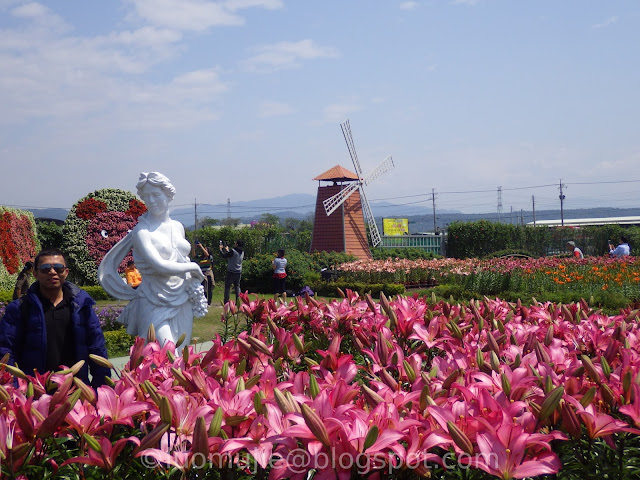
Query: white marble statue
98,172,207,349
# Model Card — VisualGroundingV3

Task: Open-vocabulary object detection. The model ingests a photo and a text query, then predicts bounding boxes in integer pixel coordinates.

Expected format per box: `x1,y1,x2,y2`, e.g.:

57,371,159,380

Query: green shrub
104,329,135,358
81,285,114,301
311,281,405,299
241,250,356,294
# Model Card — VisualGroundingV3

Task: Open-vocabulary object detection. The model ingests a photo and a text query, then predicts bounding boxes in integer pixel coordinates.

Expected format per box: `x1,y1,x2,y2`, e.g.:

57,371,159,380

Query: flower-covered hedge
62,189,146,285
0,206,39,290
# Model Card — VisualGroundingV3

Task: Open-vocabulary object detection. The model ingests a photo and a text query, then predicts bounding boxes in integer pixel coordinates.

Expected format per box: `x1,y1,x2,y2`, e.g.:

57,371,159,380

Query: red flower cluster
126,199,147,219
76,198,108,220
0,210,38,274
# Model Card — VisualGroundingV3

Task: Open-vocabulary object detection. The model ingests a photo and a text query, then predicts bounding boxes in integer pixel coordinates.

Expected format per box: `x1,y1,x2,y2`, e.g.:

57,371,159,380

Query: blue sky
1,0,639,216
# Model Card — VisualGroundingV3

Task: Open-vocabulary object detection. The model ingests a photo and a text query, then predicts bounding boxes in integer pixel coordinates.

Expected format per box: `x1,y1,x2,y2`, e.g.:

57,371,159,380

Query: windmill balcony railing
379,233,445,255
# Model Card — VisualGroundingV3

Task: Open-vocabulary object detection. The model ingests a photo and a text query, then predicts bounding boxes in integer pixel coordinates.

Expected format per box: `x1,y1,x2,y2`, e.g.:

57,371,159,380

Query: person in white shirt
609,235,631,257
272,249,288,305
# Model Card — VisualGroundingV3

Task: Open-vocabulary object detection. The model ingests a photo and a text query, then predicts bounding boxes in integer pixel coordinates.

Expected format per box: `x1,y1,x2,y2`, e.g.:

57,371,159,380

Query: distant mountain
28,208,69,222
24,199,640,235
172,193,460,228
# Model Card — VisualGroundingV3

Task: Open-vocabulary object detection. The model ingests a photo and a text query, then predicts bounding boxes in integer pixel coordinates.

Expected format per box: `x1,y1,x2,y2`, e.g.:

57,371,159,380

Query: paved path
108,340,215,371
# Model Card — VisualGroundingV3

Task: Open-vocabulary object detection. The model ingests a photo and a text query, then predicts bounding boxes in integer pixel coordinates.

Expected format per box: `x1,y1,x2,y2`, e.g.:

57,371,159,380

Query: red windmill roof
313,165,359,182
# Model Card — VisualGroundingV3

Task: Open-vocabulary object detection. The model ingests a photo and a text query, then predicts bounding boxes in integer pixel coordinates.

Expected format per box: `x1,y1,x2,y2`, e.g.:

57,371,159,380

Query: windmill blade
360,188,382,247
322,181,360,216
363,155,394,186
340,119,363,177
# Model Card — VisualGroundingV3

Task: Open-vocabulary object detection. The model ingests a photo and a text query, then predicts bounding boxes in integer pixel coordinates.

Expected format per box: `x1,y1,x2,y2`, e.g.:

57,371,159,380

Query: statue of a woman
98,172,207,349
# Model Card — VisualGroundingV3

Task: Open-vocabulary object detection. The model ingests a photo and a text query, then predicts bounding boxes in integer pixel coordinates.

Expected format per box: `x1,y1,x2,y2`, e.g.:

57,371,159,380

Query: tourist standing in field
194,241,215,305
12,261,34,300
609,236,631,257
0,248,111,387
220,240,244,305
272,249,288,304
566,241,584,259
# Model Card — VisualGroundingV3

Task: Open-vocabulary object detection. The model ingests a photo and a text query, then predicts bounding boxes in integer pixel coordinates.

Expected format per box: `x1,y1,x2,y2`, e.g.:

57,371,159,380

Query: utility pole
559,180,566,227
431,188,437,233
532,195,536,226
497,186,503,223
194,199,198,237
520,209,524,226
510,206,513,224
227,198,231,219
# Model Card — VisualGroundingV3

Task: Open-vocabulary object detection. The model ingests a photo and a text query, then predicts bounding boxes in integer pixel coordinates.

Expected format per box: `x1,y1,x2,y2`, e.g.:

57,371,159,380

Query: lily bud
225,415,249,427
88,354,114,370
73,378,96,406
538,386,564,422
191,416,209,458
134,423,170,454
581,355,602,385
580,386,597,407
365,293,377,313
301,403,331,448
403,360,416,383
447,421,473,455
147,323,156,343
309,374,320,399
379,368,399,391
544,325,554,347
2,363,27,380
501,373,511,398
600,356,611,381
253,391,265,415
293,334,305,354
176,333,187,351
221,360,229,381
561,401,581,438
182,343,190,365
160,396,173,424
235,377,246,393
363,425,379,451
83,433,102,453
490,351,500,372
442,369,460,391
476,349,485,369
245,374,261,389
337,287,346,298
362,385,385,407
209,407,224,437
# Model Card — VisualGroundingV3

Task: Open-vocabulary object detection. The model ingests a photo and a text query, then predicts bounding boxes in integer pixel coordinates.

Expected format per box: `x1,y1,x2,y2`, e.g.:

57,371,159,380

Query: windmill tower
310,120,394,259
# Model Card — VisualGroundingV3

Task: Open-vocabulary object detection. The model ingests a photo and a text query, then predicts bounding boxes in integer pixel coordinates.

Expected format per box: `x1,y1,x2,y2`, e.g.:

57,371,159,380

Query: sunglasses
37,263,67,274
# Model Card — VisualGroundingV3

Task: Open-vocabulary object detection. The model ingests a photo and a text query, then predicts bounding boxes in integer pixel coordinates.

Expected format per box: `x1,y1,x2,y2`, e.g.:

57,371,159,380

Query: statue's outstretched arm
98,232,138,300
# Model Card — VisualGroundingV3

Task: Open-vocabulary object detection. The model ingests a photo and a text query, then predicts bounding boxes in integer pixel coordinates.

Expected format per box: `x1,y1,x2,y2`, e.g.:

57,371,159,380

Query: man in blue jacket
0,248,111,388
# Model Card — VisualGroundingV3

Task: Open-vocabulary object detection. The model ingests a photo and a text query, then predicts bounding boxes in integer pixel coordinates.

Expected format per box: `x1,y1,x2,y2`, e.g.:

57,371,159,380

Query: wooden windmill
310,120,394,259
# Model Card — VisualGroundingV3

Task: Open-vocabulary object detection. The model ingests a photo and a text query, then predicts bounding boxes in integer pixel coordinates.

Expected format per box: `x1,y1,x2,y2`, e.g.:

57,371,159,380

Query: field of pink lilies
2,291,640,479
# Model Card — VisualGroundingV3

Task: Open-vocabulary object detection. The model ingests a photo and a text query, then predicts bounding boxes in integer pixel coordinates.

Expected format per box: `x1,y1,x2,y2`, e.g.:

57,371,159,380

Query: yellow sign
383,218,409,236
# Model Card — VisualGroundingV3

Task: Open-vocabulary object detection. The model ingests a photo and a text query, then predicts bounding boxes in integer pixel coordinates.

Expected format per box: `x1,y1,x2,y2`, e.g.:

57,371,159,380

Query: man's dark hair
235,240,244,248
620,235,629,244
34,248,67,268
127,260,135,266
277,249,285,257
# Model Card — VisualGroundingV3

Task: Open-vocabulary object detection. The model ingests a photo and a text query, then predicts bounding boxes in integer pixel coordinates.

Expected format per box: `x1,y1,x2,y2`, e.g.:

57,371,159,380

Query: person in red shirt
566,241,584,259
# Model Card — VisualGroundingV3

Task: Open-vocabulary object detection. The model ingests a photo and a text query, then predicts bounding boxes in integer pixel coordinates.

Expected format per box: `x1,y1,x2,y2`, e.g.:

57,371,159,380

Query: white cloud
452,0,481,5
127,0,244,31
0,6,228,129
399,2,418,10
323,103,361,123
593,16,618,29
243,39,339,72
224,0,283,11
257,100,296,117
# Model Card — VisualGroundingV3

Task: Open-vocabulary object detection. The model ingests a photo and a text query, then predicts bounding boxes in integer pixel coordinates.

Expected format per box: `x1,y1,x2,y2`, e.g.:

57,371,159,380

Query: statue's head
136,172,176,201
